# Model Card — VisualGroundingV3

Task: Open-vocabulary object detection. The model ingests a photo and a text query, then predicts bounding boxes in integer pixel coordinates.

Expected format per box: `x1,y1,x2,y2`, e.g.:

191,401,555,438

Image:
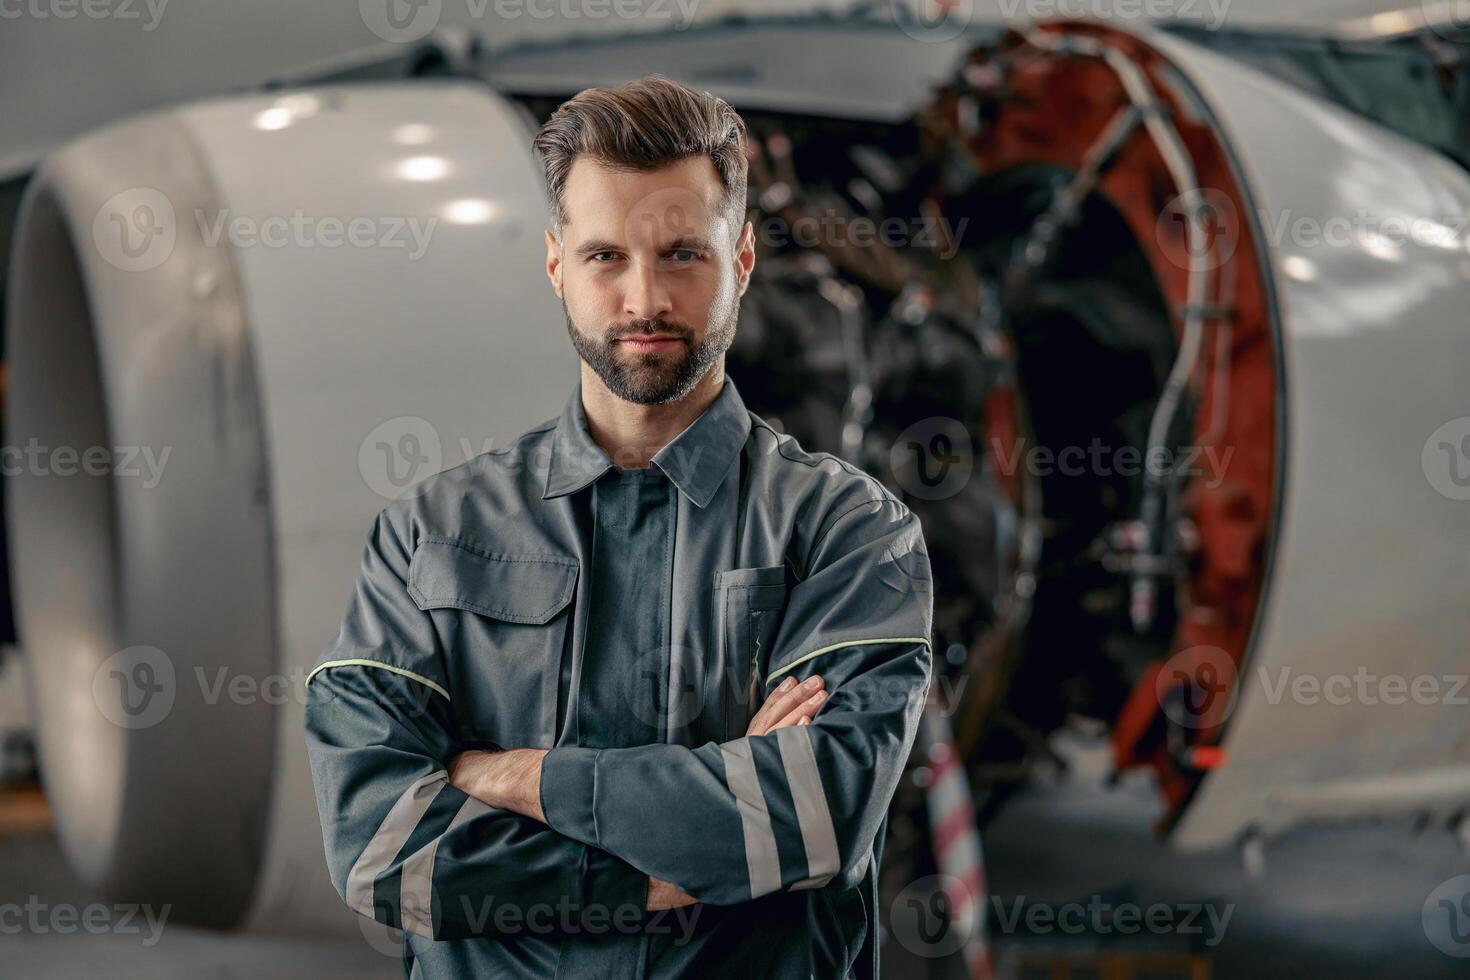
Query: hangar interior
3,4,1470,979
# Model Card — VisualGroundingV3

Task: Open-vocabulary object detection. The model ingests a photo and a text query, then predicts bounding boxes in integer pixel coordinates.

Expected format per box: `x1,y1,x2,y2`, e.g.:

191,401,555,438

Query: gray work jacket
304,373,934,979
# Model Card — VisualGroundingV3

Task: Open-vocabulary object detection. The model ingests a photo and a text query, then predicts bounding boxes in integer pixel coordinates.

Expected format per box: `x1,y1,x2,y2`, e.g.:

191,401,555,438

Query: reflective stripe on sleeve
307,659,451,702
775,725,840,889
719,737,782,898
399,795,489,937
764,636,930,686
346,770,450,916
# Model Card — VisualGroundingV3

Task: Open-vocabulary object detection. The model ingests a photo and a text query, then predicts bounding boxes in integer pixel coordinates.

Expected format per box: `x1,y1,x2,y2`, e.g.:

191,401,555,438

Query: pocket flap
713,563,788,589
714,563,790,611
408,535,578,624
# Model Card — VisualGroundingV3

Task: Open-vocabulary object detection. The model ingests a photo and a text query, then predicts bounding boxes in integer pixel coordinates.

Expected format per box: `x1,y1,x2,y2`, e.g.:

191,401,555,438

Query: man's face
545,155,755,405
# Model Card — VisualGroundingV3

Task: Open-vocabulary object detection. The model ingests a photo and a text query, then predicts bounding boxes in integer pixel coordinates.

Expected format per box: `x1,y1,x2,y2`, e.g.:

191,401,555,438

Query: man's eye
670,249,700,262
590,251,619,263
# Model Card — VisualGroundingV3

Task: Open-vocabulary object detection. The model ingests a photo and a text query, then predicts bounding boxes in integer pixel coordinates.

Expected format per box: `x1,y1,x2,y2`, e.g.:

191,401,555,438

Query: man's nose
624,259,674,321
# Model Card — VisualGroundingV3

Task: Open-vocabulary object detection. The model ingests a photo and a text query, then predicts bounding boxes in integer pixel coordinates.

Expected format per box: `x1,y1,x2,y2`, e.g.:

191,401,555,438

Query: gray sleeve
304,509,647,940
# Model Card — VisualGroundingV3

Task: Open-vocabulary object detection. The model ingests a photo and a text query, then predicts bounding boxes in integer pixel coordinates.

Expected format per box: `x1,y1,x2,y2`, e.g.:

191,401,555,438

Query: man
304,75,934,979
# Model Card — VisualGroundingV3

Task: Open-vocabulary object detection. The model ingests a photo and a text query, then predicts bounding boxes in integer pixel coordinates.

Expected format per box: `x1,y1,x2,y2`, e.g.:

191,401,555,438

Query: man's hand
745,673,826,736
447,748,548,822
647,875,699,910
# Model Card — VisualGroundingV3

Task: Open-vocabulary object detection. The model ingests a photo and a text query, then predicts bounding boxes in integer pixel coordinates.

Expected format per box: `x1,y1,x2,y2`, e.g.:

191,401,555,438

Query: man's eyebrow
571,236,715,258
665,236,715,253
573,239,622,259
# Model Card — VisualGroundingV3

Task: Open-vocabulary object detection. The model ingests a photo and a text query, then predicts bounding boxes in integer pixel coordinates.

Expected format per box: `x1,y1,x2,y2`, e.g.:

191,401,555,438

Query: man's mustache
609,323,692,342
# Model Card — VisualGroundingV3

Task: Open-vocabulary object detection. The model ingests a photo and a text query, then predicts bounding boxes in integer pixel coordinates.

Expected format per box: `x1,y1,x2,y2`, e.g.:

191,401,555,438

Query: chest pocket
407,535,577,749
711,564,791,741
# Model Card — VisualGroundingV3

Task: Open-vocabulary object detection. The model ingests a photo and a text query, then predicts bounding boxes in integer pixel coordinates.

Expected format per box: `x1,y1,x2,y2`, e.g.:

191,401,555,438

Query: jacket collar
541,372,752,509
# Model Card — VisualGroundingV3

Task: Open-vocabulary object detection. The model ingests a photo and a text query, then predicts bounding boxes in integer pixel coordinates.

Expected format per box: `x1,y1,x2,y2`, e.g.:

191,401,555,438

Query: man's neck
580,361,725,470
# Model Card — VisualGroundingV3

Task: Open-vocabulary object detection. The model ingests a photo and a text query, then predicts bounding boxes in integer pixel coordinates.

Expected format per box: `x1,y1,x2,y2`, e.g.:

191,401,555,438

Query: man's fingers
647,876,700,910
749,675,818,733
768,689,827,732
747,675,824,736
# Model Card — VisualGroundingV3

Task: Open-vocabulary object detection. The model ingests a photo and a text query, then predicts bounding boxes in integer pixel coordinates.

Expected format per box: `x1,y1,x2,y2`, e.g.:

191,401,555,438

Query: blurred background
3,1,1470,977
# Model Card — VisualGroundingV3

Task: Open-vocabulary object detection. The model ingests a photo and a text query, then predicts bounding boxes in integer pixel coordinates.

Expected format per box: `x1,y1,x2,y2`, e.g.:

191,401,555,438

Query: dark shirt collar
542,373,752,509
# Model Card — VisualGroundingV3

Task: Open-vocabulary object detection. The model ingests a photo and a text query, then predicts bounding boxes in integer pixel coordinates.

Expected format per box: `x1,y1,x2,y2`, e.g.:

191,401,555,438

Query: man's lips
618,335,685,352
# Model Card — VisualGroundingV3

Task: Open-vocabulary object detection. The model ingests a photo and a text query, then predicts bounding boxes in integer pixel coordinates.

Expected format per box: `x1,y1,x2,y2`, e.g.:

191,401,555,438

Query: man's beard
565,301,737,406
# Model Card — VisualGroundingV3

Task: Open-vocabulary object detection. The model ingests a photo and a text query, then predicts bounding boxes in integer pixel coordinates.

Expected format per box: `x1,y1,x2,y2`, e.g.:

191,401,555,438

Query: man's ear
735,220,756,296
545,228,563,299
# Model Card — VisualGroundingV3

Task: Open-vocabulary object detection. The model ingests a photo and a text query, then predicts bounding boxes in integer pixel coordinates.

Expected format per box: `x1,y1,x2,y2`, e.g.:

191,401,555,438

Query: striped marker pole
920,704,995,980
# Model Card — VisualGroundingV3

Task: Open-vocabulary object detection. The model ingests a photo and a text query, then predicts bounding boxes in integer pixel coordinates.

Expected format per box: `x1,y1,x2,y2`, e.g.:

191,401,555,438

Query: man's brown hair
532,74,749,245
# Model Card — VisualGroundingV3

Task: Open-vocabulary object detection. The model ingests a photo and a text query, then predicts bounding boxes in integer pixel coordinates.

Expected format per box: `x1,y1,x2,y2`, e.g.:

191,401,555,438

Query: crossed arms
445,672,831,911
303,494,933,941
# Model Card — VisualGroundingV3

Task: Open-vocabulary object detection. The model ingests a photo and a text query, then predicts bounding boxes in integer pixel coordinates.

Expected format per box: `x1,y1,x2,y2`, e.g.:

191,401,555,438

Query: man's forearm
449,747,548,822
449,747,698,910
